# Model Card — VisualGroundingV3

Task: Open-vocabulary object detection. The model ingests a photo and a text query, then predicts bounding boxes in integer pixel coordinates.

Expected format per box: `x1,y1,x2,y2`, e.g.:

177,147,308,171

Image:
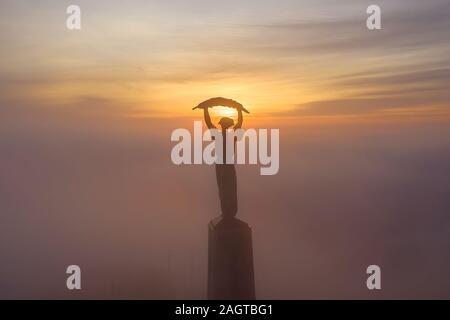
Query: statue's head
218,117,234,129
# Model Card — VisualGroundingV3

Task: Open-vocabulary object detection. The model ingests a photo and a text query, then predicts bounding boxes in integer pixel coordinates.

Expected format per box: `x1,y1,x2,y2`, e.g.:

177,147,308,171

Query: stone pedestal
208,216,255,300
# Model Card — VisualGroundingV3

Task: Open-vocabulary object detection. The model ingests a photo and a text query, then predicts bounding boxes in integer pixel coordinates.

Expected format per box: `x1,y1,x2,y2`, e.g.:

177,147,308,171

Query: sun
212,106,238,118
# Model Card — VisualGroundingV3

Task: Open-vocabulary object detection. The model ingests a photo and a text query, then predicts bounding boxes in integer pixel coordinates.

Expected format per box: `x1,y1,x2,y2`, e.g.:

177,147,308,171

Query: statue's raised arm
203,107,215,129
234,109,243,129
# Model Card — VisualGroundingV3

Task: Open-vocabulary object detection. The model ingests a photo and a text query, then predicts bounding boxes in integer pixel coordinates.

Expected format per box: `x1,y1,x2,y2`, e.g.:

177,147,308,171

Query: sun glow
212,106,238,118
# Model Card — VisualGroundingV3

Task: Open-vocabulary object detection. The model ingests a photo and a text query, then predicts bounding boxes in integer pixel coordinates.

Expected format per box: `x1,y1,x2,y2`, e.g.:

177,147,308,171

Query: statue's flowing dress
215,164,237,218
215,130,237,218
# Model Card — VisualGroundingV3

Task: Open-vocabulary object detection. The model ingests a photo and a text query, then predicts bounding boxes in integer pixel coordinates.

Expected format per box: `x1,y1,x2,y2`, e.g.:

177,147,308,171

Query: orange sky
1,0,449,121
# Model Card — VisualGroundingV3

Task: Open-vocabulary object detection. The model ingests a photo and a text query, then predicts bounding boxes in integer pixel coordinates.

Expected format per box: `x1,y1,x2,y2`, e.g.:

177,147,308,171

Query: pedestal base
208,216,255,300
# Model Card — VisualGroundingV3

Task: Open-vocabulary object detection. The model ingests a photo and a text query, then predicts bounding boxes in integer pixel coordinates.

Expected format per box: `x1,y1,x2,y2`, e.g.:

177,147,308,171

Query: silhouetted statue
193,97,248,219
194,98,255,300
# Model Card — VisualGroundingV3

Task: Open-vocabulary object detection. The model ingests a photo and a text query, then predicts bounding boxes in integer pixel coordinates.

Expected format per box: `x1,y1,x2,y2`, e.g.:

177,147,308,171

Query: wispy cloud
1,0,449,117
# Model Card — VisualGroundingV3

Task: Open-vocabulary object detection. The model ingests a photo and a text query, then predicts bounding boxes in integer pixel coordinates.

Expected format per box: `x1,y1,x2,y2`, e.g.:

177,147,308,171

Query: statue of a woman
193,97,249,219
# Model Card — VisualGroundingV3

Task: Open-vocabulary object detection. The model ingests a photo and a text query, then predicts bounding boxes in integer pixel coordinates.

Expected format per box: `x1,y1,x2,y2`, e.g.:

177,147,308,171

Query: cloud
238,1,450,56
280,94,450,117
1,1,449,117
336,68,450,88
